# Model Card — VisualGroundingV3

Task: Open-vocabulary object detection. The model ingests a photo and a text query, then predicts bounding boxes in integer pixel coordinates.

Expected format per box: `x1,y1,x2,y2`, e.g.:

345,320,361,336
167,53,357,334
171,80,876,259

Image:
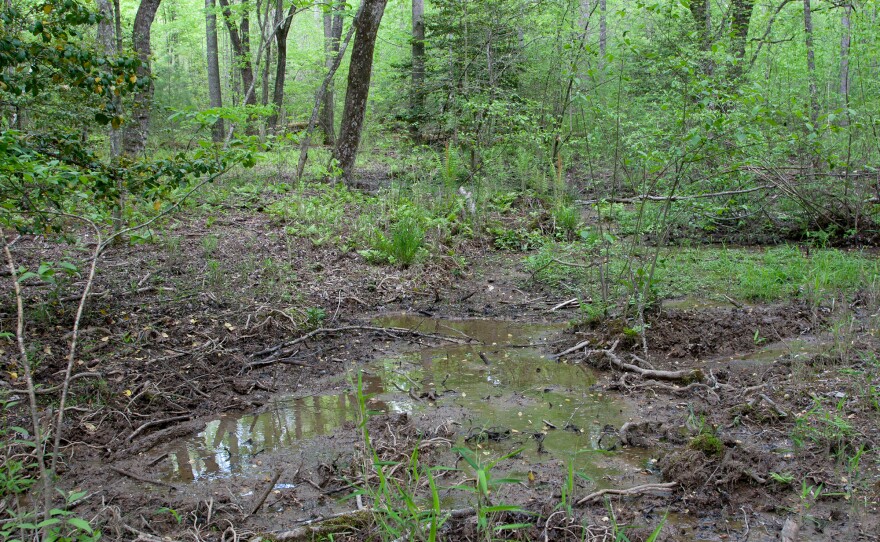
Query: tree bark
598,0,606,70
840,3,851,110
333,0,388,184
320,3,343,144
206,0,225,142
803,0,819,127
219,0,256,107
729,0,755,79
97,0,122,158
410,0,425,123
268,0,297,130
123,0,162,157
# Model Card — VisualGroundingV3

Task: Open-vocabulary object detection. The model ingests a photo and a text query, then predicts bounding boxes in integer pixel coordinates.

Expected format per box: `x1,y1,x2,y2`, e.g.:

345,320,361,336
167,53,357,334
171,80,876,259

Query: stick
576,482,677,505
248,470,283,517
552,339,592,360
110,466,178,490
547,298,578,312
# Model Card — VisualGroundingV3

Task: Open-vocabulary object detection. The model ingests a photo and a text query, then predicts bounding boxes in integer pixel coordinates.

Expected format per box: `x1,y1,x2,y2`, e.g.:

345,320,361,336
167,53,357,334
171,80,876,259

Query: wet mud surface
4,215,880,541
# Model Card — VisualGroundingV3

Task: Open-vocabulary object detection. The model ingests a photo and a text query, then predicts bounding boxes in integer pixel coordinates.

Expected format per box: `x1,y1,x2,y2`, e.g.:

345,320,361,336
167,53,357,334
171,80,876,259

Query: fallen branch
552,339,592,360
587,341,703,382
547,298,578,312
576,482,677,505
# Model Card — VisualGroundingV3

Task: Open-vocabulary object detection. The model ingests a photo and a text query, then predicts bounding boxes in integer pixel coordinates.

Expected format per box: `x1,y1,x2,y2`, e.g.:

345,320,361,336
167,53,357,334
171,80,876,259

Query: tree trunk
219,0,256,106
97,0,122,158
410,0,425,124
123,0,162,157
729,0,755,79
598,0,606,70
321,3,343,144
333,0,388,184
269,0,296,130
840,3,851,109
206,0,225,142
803,0,819,126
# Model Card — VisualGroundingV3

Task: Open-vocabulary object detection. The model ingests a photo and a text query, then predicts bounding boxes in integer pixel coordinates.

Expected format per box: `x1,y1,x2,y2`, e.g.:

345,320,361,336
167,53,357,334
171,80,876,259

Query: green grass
529,238,879,305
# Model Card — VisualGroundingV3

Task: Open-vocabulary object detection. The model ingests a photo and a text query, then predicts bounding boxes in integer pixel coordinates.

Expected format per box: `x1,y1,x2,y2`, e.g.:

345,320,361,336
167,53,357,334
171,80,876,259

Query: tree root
587,340,703,382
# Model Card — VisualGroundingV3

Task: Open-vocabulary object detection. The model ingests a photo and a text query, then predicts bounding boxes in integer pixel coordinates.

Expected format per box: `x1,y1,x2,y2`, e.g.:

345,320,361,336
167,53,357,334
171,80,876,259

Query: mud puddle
158,315,652,487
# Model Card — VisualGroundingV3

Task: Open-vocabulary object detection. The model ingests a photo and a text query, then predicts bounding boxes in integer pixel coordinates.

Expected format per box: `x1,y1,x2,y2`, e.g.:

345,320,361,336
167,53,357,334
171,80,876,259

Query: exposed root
586,340,703,382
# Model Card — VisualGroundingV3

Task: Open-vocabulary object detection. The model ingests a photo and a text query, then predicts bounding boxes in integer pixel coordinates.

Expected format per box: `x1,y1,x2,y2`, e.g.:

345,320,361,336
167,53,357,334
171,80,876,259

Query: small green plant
388,217,425,266
201,234,219,256
552,204,580,240
157,507,183,525
452,446,530,535
689,433,724,456
769,471,795,484
305,307,326,328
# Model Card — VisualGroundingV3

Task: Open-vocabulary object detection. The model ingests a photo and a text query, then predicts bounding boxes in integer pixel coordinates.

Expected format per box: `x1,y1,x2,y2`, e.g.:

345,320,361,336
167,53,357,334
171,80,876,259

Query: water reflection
161,316,635,482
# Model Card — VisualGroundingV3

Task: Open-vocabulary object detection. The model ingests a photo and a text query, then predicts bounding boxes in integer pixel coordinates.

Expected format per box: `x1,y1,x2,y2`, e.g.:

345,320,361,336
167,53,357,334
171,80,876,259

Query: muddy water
159,316,647,484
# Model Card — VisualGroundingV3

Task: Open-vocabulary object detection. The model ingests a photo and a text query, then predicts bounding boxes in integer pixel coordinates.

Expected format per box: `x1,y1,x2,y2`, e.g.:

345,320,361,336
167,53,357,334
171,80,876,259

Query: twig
248,470,283,517
110,466,178,490
576,482,677,505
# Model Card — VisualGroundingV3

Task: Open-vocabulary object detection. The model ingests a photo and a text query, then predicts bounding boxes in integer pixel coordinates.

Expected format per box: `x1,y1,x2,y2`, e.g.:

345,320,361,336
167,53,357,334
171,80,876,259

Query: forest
1,0,880,540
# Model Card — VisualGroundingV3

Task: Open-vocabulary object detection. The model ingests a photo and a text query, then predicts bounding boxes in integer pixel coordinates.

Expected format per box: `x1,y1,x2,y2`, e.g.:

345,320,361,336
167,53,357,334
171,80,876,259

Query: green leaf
67,517,94,534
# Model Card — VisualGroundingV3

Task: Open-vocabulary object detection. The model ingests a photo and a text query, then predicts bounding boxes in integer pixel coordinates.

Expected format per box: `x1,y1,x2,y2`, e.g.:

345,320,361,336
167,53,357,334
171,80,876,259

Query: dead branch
248,470,283,517
552,339,592,360
576,482,677,505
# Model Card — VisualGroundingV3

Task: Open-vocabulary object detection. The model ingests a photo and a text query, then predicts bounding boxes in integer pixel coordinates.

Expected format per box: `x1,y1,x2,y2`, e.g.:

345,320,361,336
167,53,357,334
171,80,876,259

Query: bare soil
2,202,879,541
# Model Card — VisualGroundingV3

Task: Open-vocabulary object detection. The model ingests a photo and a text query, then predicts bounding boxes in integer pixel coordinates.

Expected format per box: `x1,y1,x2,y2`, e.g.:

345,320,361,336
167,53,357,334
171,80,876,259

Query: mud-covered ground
3,196,880,541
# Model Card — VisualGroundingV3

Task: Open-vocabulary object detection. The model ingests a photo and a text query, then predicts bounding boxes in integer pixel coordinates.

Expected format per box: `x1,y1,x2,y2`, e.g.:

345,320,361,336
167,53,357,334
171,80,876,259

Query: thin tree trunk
113,0,123,51
321,3,343,144
269,0,297,130
98,0,124,231
803,0,819,127
410,0,425,127
206,0,225,142
296,2,362,180
333,0,388,185
840,3,851,116
122,0,162,157
598,0,606,70
219,0,256,106
97,0,122,158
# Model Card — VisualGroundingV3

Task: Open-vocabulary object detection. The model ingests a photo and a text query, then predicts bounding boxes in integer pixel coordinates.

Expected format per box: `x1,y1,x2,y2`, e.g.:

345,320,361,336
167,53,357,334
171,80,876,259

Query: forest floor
3,176,880,541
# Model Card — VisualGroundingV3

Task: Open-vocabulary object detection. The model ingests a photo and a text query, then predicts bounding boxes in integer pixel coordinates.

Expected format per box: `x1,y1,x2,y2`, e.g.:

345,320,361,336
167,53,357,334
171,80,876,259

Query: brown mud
2,208,880,541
